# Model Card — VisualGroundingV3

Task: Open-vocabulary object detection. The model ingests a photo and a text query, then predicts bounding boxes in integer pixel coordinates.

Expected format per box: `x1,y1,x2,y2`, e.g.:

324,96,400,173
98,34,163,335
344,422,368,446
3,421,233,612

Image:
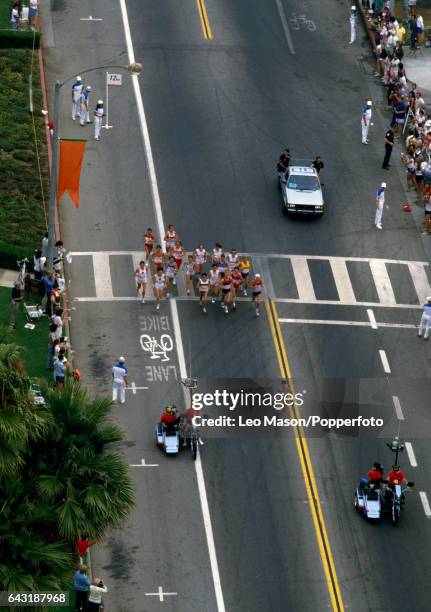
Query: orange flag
57,139,86,208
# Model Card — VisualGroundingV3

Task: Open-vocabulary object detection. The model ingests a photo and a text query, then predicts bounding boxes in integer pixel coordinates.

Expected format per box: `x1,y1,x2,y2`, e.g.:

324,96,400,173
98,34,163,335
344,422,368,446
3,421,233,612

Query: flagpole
46,80,61,270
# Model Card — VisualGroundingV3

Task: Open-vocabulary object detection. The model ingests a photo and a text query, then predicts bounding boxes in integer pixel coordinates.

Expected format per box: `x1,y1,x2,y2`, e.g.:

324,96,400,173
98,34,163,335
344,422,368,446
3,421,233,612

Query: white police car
280,162,324,215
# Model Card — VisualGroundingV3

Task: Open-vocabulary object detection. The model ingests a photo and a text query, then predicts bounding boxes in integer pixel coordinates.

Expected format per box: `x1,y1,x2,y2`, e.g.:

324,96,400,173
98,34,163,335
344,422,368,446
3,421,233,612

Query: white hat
427,296,431,302
97,99,103,105
86,85,92,91
367,100,372,106
76,76,82,82
351,5,356,9
118,356,125,363
381,182,387,188
255,273,261,278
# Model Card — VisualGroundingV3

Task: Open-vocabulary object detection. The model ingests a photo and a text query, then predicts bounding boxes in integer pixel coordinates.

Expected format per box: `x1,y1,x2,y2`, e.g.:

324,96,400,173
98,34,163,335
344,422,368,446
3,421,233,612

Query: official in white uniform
112,356,128,404
374,182,386,229
418,296,431,339
361,100,372,144
79,85,92,126
94,100,104,140
71,76,84,121
350,6,357,44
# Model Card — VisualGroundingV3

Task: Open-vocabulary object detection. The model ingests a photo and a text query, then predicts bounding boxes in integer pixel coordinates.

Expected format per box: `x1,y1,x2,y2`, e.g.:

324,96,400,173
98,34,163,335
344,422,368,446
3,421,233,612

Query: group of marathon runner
134,225,264,316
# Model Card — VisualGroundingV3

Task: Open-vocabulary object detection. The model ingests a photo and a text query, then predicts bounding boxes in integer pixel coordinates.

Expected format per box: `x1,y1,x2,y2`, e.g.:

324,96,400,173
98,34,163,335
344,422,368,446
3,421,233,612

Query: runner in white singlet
153,267,166,310
134,260,148,304
184,255,196,296
195,243,207,274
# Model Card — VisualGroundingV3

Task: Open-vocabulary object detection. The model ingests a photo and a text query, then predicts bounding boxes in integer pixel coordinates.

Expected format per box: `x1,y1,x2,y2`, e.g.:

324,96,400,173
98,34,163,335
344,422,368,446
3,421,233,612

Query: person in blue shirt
54,354,66,386
418,296,431,339
74,565,90,611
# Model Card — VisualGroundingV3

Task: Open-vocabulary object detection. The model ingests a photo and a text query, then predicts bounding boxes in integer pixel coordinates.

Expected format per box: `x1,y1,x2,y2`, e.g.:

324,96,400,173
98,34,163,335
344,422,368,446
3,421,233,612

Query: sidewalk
403,47,431,97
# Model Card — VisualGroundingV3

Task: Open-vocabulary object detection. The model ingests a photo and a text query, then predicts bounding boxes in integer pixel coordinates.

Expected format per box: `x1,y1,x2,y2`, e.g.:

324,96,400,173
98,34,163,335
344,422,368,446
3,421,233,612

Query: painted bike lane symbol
290,13,316,31
140,334,174,362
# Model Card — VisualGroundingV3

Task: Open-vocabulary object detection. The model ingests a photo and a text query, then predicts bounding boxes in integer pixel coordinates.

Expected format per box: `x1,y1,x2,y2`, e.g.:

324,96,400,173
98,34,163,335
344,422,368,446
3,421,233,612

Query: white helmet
118,356,125,363
76,76,82,82
367,100,372,106
97,99,103,105
427,296,431,302
351,5,356,9
381,182,387,188
255,273,261,278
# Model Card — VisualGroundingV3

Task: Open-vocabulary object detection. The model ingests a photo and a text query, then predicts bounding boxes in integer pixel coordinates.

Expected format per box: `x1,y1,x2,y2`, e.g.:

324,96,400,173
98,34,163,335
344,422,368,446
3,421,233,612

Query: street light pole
45,62,142,270
46,80,61,270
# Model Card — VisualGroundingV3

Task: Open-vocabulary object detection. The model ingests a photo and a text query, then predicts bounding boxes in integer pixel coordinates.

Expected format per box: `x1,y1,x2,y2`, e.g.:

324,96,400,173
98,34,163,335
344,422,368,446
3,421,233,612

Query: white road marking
119,3,226,610
369,260,396,305
80,15,103,21
92,252,113,299
378,349,391,374
274,0,296,54
407,262,431,304
367,309,378,329
330,259,356,303
405,442,418,467
392,396,404,421
274,298,422,309
419,492,431,518
145,587,177,601
278,318,416,329
129,459,159,467
290,256,316,301
129,382,149,394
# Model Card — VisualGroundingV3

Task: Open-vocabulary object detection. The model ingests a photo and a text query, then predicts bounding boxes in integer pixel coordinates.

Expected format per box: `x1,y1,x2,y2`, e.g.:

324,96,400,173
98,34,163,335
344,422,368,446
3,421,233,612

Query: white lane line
367,309,378,329
278,318,416,329
70,251,430,266
330,259,356,303
129,459,159,467
369,260,396,305
129,382,149,394
419,492,431,518
92,252,113,299
405,442,418,467
392,396,404,420
275,298,422,309
378,349,391,373
119,3,225,611
290,256,315,301
407,262,431,304
274,0,296,54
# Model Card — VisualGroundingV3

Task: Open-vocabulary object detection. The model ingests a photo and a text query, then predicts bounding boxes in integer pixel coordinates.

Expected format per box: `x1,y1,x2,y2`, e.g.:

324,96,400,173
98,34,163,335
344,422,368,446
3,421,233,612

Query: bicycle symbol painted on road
290,13,316,31
140,334,174,362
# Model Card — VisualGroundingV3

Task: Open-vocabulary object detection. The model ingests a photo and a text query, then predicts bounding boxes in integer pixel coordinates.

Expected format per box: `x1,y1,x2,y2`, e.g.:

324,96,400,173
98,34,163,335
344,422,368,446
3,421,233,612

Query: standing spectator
403,153,417,189
53,240,65,272
51,308,64,340
41,232,49,259
417,297,431,339
394,40,404,61
112,357,128,404
74,565,90,612
47,324,58,370
416,14,424,45
72,77,84,121
374,182,387,230
408,14,418,49
11,4,19,30
33,249,46,281
382,127,394,169
396,22,406,45
94,100,104,141
54,354,66,387
77,535,96,564
361,100,373,144
423,187,431,235
42,270,56,314
415,91,426,113
29,0,39,27
375,42,387,77
349,6,357,44
87,579,108,612
393,95,408,138
10,281,23,329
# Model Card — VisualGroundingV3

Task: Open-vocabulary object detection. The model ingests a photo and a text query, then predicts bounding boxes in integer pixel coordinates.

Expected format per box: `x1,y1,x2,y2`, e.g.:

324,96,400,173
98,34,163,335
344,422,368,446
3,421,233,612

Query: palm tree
31,379,135,542
0,344,51,476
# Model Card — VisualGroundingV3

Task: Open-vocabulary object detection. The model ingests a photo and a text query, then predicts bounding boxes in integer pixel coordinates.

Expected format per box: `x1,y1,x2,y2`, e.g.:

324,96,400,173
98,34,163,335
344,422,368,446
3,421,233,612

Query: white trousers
72,94,81,120
80,106,90,125
350,23,356,43
374,204,383,226
362,121,370,143
418,313,431,338
112,380,125,403
94,116,102,139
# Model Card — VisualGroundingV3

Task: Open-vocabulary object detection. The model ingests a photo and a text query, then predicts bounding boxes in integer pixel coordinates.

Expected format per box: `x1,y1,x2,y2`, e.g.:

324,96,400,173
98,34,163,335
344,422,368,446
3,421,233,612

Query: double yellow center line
196,0,213,39
266,299,345,612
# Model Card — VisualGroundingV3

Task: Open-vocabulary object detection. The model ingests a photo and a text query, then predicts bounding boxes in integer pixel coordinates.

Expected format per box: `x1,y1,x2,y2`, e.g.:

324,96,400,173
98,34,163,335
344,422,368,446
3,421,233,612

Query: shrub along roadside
0,45,48,260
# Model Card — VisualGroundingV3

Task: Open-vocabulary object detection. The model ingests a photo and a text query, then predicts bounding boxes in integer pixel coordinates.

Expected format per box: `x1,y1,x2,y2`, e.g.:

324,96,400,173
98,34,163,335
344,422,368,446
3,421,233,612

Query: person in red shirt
367,462,384,484
160,405,178,429
144,228,155,262
77,534,96,562
386,465,407,486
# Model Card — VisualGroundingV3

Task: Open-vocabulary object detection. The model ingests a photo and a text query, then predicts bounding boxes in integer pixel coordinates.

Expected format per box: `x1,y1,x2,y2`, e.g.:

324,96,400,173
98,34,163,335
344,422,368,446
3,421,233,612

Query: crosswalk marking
329,259,356,303
407,262,431,304
73,251,430,309
290,256,316,301
368,260,396,305
92,252,113,299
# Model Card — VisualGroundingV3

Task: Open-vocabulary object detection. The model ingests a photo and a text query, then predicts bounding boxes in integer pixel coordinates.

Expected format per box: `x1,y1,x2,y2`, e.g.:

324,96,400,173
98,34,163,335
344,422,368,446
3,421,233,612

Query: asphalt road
42,0,431,610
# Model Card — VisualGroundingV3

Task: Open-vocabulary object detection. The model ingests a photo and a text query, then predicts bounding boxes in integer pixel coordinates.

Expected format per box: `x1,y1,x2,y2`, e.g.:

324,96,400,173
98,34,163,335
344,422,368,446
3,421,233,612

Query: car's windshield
287,175,320,191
